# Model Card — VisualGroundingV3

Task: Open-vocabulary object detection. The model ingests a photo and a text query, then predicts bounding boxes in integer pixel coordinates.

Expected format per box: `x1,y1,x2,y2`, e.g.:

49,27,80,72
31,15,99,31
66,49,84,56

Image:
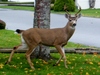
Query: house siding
9,0,100,9
76,0,100,9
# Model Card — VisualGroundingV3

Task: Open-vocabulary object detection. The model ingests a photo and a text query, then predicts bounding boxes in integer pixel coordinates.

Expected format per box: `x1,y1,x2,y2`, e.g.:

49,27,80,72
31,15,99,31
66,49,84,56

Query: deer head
64,6,81,28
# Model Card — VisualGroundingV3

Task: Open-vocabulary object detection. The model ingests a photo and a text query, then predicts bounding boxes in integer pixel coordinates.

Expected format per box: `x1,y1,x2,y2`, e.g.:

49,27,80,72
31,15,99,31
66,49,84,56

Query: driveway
0,8,100,47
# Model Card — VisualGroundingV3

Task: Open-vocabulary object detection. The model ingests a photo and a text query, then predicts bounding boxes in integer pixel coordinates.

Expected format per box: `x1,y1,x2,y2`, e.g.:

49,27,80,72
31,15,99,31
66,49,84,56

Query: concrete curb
0,48,100,54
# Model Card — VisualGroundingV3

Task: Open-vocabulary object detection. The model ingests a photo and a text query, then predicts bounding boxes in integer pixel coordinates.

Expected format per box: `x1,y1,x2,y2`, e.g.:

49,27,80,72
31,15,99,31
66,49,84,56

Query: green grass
0,6,34,11
0,30,20,48
0,53,100,75
52,9,100,18
0,5,100,75
82,9,100,18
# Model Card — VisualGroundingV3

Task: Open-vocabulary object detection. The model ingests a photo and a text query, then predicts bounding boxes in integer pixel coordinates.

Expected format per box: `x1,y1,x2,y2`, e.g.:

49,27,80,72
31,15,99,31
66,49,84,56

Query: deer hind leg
5,43,28,64
25,45,37,70
53,45,68,68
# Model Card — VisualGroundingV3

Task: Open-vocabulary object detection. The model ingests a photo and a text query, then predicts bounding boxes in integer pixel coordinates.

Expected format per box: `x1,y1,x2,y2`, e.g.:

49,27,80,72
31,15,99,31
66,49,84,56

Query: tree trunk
89,0,96,8
30,0,51,61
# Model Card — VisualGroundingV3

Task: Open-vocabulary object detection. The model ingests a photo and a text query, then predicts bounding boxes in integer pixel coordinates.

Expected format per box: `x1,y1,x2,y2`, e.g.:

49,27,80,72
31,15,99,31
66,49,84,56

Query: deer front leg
61,47,68,68
53,45,68,68
53,56,63,66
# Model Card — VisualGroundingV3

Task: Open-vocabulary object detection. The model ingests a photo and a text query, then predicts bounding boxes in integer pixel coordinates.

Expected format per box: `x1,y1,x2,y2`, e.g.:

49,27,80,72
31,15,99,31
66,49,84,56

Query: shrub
51,4,54,10
0,20,6,29
65,0,75,12
51,0,55,4
1,0,8,1
54,0,65,11
54,0,75,12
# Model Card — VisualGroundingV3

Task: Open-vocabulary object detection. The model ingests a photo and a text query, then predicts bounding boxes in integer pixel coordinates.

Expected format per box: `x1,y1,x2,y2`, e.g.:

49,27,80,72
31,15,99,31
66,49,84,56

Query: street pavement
0,8,100,47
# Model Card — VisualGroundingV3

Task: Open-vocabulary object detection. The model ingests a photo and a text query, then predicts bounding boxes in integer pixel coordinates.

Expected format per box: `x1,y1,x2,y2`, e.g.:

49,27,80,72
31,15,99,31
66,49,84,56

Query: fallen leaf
25,71,28,73
29,69,34,72
86,72,89,75
58,64,60,66
67,61,71,64
67,72,73,75
20,62,22,64
2,72,6,74
38,68,41,70
47,73,51,75
43,60,48,64
24,68,28,70
36,61,39,64
0,63,4,69
89,62,93,65
98,62,100,65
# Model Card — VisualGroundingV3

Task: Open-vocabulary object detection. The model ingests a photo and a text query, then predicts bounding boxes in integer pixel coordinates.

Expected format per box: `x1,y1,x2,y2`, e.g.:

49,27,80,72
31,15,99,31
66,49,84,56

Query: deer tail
16,29,24,34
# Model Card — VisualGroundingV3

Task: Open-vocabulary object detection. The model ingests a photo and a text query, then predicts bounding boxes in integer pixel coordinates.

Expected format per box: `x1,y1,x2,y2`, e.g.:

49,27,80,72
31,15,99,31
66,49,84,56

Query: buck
6,7,81,70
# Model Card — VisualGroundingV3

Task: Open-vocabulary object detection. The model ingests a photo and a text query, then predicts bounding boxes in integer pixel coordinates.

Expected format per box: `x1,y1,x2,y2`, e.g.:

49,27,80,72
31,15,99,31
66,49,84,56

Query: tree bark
89,0,96,8
30,0,51,61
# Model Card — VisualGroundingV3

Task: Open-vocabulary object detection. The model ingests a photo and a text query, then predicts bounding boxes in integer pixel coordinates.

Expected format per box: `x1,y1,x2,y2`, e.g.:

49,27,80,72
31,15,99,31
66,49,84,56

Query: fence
0,2,34,6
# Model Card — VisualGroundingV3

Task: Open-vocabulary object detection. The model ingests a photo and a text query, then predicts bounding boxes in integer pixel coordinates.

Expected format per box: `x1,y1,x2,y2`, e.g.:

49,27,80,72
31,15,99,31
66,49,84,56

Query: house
8,0,35,2
76,0,100,9
8,0,100,9
8,0,35,6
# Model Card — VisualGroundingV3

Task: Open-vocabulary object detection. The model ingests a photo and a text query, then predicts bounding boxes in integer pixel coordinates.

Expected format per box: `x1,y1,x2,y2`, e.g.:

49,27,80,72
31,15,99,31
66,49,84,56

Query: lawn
0,53,100,75
0,5,100,75
0,30,20,48
0,30,99,75
0,6,34,11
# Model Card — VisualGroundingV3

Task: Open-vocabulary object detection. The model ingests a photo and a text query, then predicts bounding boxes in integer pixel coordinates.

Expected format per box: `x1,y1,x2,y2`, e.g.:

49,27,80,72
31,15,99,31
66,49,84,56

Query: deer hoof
5,61,10,65
65,66,68,69
53,64,57,66
31,67,35,70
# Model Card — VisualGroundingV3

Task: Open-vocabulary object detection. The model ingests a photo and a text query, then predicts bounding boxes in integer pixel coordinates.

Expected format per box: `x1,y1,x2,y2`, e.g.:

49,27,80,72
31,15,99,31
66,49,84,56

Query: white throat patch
70,26,75,29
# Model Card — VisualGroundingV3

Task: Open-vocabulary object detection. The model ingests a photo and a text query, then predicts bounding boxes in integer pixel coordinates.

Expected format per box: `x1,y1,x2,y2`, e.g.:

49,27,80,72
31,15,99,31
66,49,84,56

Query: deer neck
64,22,75,38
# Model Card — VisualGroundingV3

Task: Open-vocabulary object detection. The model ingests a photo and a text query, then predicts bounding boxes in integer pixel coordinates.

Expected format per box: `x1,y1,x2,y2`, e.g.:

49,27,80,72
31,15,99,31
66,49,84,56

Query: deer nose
73,23,76,26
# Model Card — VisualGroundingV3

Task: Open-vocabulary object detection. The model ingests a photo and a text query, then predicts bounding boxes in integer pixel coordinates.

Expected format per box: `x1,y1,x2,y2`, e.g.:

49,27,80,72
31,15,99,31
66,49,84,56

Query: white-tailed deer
6,7,81,70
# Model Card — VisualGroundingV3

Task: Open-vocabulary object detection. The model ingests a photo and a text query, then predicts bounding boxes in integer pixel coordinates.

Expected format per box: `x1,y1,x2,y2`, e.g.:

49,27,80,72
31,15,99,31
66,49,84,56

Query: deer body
6,7,81,70
22,23,75,47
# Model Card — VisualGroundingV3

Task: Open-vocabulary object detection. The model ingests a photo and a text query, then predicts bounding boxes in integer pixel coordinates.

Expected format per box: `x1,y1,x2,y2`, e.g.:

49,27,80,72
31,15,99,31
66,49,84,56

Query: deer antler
64,4,70,15
75,6,81,16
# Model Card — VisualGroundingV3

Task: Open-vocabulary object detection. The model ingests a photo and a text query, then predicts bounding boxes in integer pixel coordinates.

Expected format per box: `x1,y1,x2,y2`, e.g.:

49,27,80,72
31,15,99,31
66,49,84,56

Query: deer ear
77,13,81,18
65,14,69,18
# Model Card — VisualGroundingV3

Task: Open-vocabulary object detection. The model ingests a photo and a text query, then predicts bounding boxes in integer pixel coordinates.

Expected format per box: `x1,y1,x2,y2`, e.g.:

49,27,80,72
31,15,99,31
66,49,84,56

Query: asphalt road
0,8,100,47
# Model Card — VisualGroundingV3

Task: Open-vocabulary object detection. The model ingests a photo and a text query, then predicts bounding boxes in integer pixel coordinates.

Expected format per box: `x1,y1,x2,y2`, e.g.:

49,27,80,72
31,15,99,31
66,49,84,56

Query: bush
51,0,55,10
65,0,75,12
0,20,6,29
51,0,55,4
51,4,54,10
1,0,8,1
54,0,65,11
54,0,75,12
